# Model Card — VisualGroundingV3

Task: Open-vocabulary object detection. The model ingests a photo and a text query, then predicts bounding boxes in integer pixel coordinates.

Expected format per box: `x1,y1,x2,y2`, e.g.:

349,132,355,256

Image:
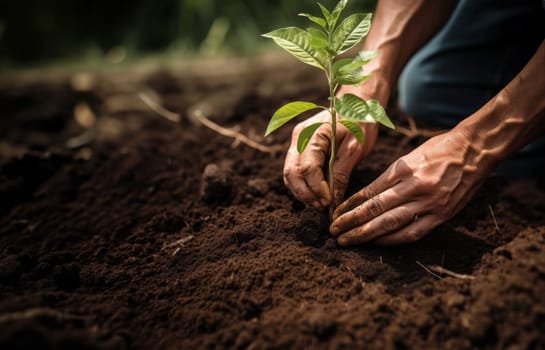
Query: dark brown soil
1,56,545,350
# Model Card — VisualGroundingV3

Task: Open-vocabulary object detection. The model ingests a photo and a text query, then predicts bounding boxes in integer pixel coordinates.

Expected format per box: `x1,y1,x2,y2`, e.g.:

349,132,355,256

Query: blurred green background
0,0,377,70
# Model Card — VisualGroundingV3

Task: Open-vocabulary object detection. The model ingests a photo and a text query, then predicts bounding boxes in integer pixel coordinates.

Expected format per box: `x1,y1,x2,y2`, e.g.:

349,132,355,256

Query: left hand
330,128,494,246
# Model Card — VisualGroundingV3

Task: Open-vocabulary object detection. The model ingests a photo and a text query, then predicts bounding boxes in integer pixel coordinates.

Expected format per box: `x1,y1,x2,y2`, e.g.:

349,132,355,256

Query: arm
352,0,458,105
457,42,545,169
283,0,457,209
331,41,545,246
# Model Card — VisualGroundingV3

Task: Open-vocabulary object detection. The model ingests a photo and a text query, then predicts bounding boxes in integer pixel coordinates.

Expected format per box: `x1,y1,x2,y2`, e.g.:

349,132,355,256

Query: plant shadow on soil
1,57,545,349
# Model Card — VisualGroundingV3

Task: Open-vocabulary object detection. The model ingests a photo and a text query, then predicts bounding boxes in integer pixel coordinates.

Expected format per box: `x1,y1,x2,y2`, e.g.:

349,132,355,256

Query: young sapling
263,0,394,216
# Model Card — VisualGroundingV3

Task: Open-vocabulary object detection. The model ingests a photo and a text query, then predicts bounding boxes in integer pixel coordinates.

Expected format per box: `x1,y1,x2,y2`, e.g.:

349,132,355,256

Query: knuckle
283,166,294,181
299,161,317,177
313,128,331,146
346,139,362,153
367,196,385,217
359,185,377,201
428,175,442,188
405,229,423,243
333,171,350,187
412,176,428,193
393,158,413,177
382,214,402,232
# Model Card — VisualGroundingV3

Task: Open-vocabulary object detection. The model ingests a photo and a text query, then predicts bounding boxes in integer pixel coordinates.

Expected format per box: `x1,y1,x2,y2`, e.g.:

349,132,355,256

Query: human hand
330,128,494,246
283,110,378,211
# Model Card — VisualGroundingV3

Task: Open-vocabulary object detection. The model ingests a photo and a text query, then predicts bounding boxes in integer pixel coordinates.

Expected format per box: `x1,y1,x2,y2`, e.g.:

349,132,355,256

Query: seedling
263,0,394,215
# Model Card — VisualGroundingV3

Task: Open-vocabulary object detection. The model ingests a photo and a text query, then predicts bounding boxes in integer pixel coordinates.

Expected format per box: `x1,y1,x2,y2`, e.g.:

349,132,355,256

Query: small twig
163,235,195,256
427,265,475,281
0,308,88,325
139,93,181,123
395,115,446,139
415,260,442,279
164,235,194,248
194,110,283,154
139,92,283,155
488,204,502,234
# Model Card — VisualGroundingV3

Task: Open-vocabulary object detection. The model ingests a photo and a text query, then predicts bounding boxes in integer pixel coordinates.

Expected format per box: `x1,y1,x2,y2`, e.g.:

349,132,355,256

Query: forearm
359,0,457,104
336,0,457,152
456,41,545,171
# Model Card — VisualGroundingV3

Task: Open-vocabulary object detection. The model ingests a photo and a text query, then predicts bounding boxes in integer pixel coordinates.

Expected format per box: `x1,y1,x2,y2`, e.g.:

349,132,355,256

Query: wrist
454,93,523,171
455,43,545,171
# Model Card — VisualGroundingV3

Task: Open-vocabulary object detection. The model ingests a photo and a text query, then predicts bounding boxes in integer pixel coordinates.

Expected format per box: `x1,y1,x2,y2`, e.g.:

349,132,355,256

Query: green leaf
335,94,372,122
263,27,328,70
330,0,349,30
265,101,323,136
307,27,328,50
367,99,395,129
317,3,332,27
333,58,370,85
336,70,370,85
336,95,394,129
333,51,377,77
332,13,372,54
355,50,378,64
339,120,365,144
332,51,378,85
333,58,353,75
297,122,325,153
299,13,327,29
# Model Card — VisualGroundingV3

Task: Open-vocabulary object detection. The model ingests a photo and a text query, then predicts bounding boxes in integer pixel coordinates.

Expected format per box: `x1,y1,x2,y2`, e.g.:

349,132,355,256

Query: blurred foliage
0,0,377,69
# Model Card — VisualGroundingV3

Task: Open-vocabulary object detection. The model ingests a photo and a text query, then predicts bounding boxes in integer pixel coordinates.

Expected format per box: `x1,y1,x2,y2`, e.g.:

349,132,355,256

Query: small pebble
200,163,234,204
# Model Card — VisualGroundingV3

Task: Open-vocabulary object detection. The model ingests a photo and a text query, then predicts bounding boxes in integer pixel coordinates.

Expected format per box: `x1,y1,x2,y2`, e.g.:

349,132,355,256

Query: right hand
283,110,378,211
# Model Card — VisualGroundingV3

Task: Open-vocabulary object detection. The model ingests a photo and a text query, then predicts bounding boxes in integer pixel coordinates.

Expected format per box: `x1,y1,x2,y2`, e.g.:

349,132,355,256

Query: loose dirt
1,56,544,349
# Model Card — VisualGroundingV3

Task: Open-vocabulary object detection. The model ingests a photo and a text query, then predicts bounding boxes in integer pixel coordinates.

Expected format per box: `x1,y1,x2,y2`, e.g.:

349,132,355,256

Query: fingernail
337,236,348,246
311,201,322,210
329,224,338,236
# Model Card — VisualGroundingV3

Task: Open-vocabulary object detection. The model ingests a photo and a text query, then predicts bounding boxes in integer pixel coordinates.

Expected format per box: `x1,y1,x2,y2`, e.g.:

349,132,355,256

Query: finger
331,122,378,205
298,124,333,207
284,148,321,208
283,122,331,209
336,203,421,246
330,179,417,236
372,215,440,245
332,159,413,220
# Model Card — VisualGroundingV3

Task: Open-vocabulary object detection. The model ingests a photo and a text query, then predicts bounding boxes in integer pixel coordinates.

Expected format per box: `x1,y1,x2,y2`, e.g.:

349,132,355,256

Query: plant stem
328,63,337,220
